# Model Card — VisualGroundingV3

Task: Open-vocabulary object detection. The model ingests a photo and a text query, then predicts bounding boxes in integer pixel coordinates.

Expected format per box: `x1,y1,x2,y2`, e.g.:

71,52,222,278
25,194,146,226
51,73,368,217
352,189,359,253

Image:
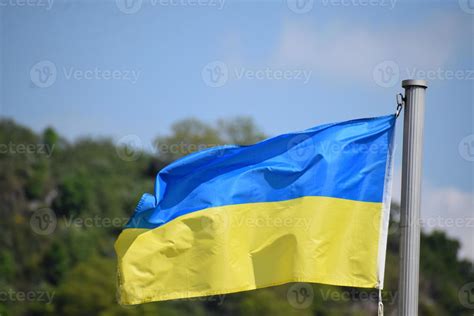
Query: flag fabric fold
115,114,396,304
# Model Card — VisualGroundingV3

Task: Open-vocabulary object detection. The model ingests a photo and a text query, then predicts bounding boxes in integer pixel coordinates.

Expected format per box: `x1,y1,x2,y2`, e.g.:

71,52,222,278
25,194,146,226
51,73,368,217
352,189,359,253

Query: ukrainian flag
115,115,395,304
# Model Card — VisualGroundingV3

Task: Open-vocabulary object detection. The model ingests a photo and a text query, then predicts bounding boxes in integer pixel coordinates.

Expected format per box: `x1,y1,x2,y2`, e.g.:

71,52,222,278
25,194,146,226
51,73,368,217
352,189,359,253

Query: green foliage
53,173,92,217
217,117,266,145
42,242,71,285
0,117,472,315
42,127,59,150
55,257,117,315
25,160,51,200
0,250,15,283
154,116,266,161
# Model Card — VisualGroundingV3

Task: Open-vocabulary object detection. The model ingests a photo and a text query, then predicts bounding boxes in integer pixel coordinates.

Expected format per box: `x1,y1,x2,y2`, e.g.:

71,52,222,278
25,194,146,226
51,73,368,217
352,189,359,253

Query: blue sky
0,0,473,258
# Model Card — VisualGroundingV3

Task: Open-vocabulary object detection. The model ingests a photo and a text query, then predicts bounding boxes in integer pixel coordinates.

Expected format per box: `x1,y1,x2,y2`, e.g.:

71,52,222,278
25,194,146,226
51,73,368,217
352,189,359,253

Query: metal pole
398,79,427,316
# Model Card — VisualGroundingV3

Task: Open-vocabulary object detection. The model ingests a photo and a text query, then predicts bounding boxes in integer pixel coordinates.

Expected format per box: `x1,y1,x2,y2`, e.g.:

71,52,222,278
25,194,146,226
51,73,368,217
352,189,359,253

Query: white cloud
391,168,474,260
421,185,474,260
272,12,464,82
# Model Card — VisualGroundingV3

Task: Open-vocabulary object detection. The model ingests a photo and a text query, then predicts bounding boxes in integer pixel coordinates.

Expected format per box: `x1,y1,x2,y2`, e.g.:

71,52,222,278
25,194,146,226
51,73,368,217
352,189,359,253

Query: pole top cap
402,79,428,88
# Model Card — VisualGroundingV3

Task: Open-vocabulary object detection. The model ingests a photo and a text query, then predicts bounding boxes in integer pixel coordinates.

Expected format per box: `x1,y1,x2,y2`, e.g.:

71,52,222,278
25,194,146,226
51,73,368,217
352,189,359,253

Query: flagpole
398,79,427,316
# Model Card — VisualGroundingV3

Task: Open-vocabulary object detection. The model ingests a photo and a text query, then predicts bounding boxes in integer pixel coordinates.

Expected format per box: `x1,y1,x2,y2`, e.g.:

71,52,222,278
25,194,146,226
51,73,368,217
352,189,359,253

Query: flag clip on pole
378,288,384,316
396,93,405,118
398,79,428,316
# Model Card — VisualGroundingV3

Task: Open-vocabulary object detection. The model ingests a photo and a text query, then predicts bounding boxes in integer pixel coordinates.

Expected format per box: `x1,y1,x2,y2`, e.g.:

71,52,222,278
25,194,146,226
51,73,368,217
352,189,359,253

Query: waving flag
115,115,396,304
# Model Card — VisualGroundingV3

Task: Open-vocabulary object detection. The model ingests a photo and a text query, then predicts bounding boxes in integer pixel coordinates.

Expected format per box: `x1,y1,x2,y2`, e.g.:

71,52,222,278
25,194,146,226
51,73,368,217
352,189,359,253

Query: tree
0,117,472,315
154,116,266,162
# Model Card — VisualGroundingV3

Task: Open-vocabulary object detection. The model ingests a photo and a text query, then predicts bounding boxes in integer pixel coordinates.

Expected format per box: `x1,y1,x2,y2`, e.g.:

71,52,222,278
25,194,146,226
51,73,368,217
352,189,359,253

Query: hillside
0,118,472,315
